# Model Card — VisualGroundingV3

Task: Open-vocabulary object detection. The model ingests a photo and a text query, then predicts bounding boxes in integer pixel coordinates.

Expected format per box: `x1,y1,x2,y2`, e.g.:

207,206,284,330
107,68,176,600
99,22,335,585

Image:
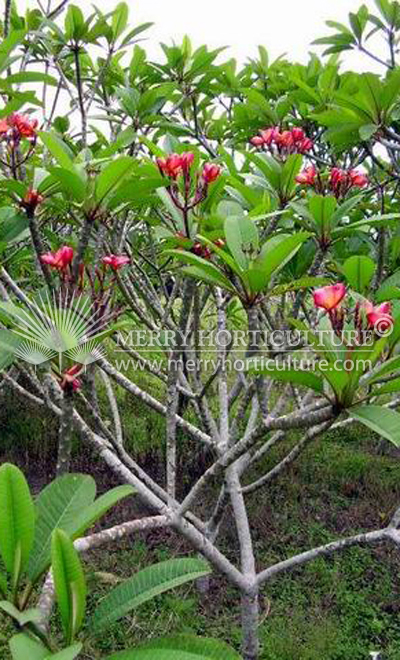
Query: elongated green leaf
49,168,86,203
65,5,86,41
0,207,29,244
281,154,303,197
0,464,35,587
105,635,241,659
72,485,135,538
0,601,41,626
196,235,243,277
366,355,400,384
246,361,324,394
268,277,331,297
164,250,236,293
224,215,258,270
112,2,129,39
9,633,48,660
47,644,83,659
342,255,375,292
38,133,75,171
0,30,26,73
351,405,400,446
90,558,210,632
7,72,58,86
28,474,96,583
373,377,400,394
248,232,310,293
95,156,135,204
51,529,86,644
333,213,400,237
309,195,337,237
0,329,21,370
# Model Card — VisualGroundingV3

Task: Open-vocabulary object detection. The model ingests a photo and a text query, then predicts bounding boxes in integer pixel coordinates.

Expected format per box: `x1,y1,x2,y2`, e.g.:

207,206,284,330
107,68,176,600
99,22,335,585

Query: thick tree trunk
241,589,260,660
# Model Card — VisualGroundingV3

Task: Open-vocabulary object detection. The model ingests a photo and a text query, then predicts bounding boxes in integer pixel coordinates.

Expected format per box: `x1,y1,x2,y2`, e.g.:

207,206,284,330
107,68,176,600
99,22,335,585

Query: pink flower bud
297,138,313,153
366,301,393,333
250,136,265,147
23,188,44,210
102,254,130,271
180,152,195,173
60,364,83,392
296,165,317,186
157,154,184,179
260,128,279,146
40,246,74,270
291,128,305,142
349,170,368,187
313,283,346,312
277,130,294,148
202,163,221,184
9,113,38,138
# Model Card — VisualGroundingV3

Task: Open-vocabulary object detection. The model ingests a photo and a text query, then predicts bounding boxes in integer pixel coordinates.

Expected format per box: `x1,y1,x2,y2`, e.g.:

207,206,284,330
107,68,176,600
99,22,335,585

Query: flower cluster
0,113,38,145
41,246,74,271
329,168,368,198
156,153,221,237
313,283,393,341
40,246,131,285
157,153,221,184
157,153,194,179
250,127,313,156
296,166,368,198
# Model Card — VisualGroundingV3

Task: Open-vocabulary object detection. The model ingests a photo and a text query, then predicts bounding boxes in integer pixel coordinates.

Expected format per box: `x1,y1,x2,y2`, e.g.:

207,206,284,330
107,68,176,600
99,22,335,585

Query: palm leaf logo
0,290,112,368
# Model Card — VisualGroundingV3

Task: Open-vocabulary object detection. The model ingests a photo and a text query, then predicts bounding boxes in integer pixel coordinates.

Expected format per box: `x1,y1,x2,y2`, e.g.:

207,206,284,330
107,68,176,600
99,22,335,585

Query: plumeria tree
3,1,400,658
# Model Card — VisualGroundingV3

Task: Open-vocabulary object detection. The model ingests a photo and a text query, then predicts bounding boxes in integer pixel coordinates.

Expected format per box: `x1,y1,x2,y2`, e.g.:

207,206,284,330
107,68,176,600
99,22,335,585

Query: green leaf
359,124,378,140
0,464,35,588
365,355,400,385
342,255,375,292
95,156,136,204
249,232,310,292
6,72,58,86
246,361,324,394
281,154,303,198
0,601,41,626
51,529,86,644
373,377,400,394
38,133,75,171
224,215,258,270
0,30,26,73
72,485,135,538
9,633,48,660
268,277,331,297
351,405,400,446
164,250,236,293
65,5,87,41
105,635,241,659
309,195,337,237
332,213,400,237
89,558,210,632
112,2,129,39
0,329,21,369
48,168,86,203
28,474,96,583
0,208,29,244
47,644,83,659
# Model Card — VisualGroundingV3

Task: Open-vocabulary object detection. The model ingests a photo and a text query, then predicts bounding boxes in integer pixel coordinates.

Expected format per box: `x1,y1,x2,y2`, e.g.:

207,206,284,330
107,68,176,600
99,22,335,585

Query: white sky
20,0,386,72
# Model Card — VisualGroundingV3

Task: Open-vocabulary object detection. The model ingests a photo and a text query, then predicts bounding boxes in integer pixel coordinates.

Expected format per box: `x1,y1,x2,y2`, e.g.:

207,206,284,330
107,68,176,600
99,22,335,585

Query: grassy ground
1,388,400,658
